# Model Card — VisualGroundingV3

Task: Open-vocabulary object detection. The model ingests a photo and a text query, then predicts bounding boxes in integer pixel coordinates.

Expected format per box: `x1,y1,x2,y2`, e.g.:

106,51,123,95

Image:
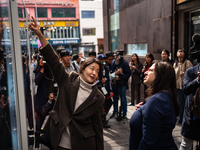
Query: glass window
68,27,71,38
126,44,148,56
18,7,23,18
83,28,95,36
36,8,47,18
64,8,76,17
82,11,95,18
64,28,67,38
0,7,8,17
52,8,64,17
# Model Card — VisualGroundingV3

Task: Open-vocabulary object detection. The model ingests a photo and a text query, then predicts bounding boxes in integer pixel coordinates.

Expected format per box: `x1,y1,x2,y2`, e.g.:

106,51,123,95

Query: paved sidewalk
103,97,182,150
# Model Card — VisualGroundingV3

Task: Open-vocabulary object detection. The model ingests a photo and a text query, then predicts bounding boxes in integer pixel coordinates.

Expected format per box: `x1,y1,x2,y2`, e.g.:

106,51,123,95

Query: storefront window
52,8,63,17
64,8,76,17
36,8,47,18
0,7,9,17
18,7,23,18
109,0,120,51
83,28,95,36
126,44,148,56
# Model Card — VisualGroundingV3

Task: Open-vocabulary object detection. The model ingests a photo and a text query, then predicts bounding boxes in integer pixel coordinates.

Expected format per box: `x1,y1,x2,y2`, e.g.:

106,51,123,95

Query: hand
115,76,119,80
180,72,184,78
142,68,145,72
48,93,54,103
29,16,42,37
135,102,143,110
132,66,136,69
115,68,122,75
198,70,200,82
101,78,106,84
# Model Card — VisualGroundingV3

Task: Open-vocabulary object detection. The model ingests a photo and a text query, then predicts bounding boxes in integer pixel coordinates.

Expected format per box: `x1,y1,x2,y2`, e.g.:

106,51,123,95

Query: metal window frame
8,0,28,149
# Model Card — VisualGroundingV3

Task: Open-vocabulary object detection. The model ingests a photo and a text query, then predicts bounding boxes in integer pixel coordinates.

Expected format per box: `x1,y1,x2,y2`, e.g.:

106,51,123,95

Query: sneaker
128,103,134,106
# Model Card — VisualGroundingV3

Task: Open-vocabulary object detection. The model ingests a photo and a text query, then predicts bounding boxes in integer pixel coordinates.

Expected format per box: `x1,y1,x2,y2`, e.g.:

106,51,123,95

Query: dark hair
79,57,102,77
88,50,96,57
72,54,79,60
146,61,179,116
60,50,69,57
131,53,140,64
162,49,170,56
175,48,188,66
145,53,154,66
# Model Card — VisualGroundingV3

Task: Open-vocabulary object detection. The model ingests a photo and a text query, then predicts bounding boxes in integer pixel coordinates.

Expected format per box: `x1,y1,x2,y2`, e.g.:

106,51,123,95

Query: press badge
101,87,108,95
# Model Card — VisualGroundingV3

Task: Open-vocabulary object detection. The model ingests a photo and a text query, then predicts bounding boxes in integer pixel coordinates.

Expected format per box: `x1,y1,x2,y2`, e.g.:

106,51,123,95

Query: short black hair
60,50,69,57
89,51,96,57
72,54,79,60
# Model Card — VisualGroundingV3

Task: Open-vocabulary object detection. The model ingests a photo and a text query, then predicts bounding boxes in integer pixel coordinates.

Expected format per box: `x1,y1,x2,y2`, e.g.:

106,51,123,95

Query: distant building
79,0,104,57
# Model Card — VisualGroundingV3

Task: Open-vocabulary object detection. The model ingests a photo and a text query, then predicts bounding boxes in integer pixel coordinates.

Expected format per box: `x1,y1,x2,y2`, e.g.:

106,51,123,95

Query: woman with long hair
141,53,154,97
128,54,143,105
161,49,174,65
129,61,179,150
173,48,193,124
29,17,104,150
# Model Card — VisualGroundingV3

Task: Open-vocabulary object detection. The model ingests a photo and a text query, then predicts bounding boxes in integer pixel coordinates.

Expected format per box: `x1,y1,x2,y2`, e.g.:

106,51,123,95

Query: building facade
2,0,80,54
175,0,200,60
103,0,174,61
79,0,104,57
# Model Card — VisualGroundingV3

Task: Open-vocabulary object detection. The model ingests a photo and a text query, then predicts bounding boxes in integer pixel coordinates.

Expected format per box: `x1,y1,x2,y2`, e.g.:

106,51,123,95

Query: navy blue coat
129,91,177,150
181,64,200,140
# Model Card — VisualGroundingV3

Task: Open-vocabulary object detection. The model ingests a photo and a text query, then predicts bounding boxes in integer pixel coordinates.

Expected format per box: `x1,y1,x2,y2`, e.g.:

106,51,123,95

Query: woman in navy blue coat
129,61,179,150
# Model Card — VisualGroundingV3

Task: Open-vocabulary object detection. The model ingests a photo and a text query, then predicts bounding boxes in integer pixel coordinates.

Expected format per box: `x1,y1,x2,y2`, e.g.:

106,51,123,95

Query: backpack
193,87,200,119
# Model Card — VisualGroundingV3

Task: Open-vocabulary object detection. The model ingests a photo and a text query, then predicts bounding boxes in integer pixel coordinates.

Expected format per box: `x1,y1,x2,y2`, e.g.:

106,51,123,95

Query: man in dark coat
180,64,200,150
110,50,131,119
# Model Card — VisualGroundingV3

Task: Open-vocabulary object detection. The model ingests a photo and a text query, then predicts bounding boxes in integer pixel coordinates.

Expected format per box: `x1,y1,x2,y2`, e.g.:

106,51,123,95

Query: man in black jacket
110,50,131,119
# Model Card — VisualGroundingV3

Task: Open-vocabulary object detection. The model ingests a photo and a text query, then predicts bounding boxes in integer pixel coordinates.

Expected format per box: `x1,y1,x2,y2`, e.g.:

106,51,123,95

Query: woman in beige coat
173,48,193,124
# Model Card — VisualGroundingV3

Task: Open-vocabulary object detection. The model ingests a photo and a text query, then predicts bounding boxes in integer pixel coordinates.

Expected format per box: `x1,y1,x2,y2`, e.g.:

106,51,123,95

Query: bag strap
72,62,77,73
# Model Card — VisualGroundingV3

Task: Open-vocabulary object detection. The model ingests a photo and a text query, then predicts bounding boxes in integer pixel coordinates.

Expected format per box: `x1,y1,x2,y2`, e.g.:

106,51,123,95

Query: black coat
181,64,200,140
41,44,105,149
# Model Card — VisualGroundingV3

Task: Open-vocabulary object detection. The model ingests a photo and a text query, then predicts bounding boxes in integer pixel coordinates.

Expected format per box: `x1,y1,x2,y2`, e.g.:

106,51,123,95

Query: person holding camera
34,57,55,149
29,17,105,150
110,50,131,119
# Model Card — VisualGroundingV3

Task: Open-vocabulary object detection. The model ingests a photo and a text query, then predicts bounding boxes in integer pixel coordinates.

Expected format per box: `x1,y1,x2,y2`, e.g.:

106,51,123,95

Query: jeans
177,89,186,123
112,85,127,116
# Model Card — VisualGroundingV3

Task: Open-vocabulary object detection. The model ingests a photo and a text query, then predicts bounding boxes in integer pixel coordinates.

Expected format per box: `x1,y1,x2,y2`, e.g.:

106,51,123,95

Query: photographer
110,50,131,119
34,57,55,149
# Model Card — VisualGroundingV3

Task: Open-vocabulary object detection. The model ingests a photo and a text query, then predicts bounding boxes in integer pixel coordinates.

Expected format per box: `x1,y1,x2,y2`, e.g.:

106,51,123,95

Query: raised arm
29,17,68,86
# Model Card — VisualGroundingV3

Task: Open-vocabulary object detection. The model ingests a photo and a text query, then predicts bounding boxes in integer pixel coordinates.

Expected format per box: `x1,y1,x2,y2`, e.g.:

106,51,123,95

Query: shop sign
22,21,78,27
16,0,77,6
1,40,27,46
50,39,80,45
177,0,189,4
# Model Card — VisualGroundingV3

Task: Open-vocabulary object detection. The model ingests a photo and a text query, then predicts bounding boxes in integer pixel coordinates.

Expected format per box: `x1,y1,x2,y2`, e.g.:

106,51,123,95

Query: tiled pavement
31,96,183,150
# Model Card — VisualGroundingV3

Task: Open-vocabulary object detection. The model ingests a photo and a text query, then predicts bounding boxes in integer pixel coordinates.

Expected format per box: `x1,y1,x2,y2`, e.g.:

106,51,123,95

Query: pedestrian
60,50,80,73
141,53,154,97
161,49,174,65
129,61,179,150
29,17,105,150
128,53,143,106
173,48,193,124
179,60,200,150
110,50,131,119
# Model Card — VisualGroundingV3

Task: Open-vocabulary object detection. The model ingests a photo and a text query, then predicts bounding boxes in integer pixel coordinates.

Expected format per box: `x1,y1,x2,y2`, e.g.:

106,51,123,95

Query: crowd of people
1,16,200,150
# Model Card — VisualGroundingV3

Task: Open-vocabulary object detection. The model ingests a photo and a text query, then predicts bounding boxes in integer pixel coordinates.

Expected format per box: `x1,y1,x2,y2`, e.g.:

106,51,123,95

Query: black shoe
128,103,134,106
103,124,110,128
123,115,127,120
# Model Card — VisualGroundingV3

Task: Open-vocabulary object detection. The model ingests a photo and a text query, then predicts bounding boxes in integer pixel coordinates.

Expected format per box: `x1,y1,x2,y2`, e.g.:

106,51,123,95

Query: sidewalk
103,96,182,150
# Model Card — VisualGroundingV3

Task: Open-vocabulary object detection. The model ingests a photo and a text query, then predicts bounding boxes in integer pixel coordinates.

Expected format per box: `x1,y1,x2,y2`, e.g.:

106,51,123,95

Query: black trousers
131,83,141,104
